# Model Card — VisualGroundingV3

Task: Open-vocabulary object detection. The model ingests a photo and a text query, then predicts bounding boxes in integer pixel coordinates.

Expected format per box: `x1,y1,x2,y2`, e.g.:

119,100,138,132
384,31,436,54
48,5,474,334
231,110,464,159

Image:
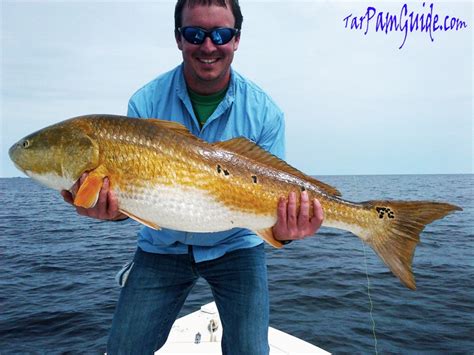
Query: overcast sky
1,0,472,177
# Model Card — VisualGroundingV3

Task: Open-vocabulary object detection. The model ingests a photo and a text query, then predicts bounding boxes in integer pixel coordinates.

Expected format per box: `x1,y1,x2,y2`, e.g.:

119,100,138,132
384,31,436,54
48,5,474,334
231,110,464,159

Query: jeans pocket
115,261,134,287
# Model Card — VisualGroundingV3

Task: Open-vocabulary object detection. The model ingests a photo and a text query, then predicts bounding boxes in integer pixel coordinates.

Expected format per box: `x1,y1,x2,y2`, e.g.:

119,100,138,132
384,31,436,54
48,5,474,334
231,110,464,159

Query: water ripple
0,175,472,353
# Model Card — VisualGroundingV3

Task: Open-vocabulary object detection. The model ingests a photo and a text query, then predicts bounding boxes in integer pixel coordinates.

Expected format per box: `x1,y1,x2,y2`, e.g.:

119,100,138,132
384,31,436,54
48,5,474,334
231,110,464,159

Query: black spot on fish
376,207,385,218
224,169,230,176
376,207,395,219
217,165,222,174
301,186,306,192
252,175,257,183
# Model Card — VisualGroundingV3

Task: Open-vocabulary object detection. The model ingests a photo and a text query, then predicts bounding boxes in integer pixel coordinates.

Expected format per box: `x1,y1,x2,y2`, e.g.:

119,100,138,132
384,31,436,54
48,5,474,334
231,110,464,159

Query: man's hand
272,191,323,242
60,173,127,221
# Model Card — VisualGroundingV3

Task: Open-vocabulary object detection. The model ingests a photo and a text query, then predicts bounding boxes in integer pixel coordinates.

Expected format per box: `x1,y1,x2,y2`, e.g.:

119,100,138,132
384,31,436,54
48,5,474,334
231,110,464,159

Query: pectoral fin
256,228,283,248
74,170,107,208
120,209,161,230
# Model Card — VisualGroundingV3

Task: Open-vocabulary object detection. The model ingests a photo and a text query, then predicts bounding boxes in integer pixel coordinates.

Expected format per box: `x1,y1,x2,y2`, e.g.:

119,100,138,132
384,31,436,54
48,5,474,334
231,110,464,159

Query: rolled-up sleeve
127,98,140,118
257,110,286,160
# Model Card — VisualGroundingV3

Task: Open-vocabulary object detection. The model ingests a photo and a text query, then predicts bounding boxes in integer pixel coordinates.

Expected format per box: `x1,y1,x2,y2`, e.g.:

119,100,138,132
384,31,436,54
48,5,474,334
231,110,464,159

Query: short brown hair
174,0,243,33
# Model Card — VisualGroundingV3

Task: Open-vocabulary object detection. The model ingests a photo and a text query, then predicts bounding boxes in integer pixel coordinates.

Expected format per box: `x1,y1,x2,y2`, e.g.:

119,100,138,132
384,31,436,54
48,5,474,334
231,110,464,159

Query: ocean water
0,174,472,354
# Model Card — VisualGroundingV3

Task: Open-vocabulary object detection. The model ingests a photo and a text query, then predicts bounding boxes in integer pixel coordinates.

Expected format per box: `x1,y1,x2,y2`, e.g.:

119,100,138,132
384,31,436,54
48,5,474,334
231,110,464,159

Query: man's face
177,3,240,94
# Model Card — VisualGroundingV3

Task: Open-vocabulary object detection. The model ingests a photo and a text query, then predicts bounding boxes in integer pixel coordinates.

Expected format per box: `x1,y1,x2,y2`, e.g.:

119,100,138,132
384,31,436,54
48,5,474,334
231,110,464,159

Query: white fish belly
26,170,75,191
116,183,276,232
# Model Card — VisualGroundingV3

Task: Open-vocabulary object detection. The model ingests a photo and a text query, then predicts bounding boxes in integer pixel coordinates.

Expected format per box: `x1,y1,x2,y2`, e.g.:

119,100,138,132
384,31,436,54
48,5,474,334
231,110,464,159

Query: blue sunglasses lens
180,27,237,45
211,28,234,44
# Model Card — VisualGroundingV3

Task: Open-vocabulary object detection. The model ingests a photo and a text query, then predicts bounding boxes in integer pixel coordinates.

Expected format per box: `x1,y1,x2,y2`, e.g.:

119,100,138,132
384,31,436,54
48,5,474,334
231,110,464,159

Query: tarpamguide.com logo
343,2,468,49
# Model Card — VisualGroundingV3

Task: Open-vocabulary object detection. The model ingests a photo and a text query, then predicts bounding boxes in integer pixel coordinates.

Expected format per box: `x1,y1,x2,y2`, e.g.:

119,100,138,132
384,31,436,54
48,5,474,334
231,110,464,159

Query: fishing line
362,240,379,355
353,174,378,354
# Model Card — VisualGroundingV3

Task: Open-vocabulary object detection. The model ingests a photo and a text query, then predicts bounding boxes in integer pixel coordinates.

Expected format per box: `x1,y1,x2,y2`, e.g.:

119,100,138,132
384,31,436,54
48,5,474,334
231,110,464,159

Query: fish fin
119,209,161,230
213,138,341,197
359,200,462,290
144,119,203,142
74,169,107,208
255,228,284,248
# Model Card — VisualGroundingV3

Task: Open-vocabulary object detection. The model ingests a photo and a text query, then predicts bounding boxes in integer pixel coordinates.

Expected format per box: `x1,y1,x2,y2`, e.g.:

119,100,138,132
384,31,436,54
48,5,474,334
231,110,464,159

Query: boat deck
156,302,329,354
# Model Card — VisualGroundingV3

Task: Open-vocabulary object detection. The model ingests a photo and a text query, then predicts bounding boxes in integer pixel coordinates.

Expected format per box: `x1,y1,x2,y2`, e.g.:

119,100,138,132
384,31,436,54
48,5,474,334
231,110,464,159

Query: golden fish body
9,115,462,290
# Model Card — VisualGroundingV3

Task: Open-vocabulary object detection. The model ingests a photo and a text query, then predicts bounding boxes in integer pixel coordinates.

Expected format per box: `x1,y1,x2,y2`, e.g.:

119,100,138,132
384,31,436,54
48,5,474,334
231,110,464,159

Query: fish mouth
9,140,36,176
8,142,18,159
8,142,23,169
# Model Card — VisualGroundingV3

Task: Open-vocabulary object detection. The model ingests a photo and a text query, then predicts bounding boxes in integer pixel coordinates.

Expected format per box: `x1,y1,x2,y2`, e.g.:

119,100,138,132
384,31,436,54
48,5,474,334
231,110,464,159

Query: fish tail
357,200,462,290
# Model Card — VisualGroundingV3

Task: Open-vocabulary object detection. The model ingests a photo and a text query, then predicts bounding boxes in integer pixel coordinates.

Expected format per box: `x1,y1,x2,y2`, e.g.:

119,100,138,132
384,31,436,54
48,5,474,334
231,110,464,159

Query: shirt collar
175,63,236,129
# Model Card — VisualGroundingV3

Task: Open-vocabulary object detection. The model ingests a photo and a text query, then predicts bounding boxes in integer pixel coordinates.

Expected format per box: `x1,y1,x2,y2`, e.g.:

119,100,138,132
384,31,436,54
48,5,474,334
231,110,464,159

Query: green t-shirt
188,87,228,127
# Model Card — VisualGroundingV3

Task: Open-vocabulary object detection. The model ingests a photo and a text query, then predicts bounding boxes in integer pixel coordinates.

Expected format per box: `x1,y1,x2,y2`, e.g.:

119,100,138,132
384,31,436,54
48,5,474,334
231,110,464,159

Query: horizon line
2,172,472,179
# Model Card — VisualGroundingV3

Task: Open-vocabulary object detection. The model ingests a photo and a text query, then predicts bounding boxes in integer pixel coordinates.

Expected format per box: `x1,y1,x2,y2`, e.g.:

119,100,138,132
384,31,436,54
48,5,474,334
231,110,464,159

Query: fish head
9,120,99,191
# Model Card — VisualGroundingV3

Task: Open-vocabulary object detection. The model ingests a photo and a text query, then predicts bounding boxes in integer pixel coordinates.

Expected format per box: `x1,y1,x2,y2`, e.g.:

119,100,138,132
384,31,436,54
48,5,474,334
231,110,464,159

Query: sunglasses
178,26,240,45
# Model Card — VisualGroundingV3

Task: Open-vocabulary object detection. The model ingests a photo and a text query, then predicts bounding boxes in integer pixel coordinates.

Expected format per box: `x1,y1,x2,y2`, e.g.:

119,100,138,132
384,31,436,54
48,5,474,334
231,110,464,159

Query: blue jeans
107,244,269,355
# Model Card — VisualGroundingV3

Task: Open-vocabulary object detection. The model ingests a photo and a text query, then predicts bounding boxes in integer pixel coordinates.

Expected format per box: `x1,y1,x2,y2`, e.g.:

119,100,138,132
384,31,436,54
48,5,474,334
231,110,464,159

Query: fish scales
9,114,462,290
88,116,277,230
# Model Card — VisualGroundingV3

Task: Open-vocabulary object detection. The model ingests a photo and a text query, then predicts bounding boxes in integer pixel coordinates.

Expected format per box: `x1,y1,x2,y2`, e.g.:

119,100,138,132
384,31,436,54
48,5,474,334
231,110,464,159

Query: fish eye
22,140,31,148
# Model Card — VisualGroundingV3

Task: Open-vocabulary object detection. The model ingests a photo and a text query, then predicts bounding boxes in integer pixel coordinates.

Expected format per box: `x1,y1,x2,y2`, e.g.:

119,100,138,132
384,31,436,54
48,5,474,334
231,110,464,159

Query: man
62,0,323,353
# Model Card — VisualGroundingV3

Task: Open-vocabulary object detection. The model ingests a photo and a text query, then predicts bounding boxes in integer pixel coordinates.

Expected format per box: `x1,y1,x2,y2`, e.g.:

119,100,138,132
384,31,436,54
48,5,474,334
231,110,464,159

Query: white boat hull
156,302,330,354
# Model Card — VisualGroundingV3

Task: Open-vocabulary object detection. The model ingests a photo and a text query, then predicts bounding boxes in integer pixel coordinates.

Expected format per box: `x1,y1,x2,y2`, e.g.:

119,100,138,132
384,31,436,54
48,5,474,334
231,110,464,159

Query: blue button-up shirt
127,64,285,262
